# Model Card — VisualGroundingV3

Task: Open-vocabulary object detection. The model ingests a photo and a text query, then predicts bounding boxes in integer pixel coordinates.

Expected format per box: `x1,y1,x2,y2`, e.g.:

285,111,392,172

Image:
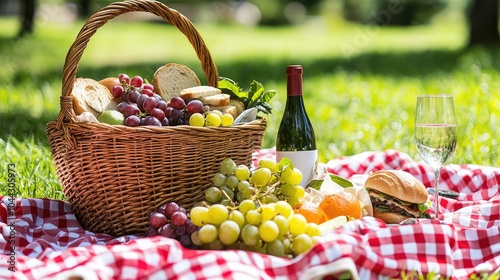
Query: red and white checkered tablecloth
1,149,499,279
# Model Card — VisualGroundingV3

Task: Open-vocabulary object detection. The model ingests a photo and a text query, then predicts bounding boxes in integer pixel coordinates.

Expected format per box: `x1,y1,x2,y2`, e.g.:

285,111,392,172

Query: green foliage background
0,3,499,200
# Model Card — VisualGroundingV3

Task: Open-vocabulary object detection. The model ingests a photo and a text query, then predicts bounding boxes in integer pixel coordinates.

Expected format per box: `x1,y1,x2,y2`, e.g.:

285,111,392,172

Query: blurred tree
468,0,499,46
18,0,36,37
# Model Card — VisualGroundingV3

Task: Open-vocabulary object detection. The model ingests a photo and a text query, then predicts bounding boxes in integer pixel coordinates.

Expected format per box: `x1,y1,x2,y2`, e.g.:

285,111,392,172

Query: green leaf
218,78,246,100
247,80,265,108
276,157,294,172
305,174,353,190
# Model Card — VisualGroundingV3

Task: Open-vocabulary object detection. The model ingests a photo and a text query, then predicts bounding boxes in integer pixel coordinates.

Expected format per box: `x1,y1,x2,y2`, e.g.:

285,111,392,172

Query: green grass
1,9,500,200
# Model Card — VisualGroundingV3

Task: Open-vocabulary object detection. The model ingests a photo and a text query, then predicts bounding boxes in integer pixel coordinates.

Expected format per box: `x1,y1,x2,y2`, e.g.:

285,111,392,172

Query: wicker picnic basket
46,0,267,237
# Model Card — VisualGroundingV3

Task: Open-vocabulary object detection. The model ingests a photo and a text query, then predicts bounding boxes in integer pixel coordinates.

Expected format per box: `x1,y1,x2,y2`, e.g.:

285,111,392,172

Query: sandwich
364,170,431,224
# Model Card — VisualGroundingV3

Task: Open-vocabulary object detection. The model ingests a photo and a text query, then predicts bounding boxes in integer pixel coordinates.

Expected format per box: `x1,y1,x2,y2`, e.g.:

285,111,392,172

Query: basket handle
58,0,219,125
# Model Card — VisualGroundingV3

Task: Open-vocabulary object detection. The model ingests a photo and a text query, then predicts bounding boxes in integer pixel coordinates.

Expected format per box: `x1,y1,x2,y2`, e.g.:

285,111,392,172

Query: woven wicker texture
46,0,266,237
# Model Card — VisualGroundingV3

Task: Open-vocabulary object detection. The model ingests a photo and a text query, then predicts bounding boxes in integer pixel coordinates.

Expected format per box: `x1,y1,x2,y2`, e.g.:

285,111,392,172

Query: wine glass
415,94,457,220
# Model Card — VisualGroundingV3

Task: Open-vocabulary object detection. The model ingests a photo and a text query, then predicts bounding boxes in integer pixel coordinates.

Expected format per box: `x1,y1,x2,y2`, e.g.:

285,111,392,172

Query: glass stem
434,168,441,220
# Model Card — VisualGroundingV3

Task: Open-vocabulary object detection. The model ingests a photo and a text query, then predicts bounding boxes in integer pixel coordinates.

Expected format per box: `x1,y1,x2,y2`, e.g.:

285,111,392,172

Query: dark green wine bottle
276,65,317,186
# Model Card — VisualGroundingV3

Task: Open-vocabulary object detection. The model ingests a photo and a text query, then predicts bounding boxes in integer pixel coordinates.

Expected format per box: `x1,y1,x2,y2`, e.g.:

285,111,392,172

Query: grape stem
253,181,281,206
220,189,237,208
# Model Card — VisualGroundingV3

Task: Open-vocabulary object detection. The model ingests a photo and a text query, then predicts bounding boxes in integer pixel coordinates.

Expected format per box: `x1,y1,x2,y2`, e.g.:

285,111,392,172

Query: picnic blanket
1,149,499,279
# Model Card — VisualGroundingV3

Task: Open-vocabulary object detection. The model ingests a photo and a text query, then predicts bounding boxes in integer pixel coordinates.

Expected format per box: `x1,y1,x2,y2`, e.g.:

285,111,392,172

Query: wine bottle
276,65,317,186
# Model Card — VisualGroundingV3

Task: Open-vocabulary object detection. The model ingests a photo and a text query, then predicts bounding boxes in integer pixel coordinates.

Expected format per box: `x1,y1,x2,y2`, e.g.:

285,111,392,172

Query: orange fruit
319,191,362,220
293,201,325,224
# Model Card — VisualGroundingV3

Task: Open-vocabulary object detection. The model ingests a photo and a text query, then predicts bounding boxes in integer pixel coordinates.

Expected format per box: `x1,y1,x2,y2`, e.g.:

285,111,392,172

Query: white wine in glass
415,94,457,220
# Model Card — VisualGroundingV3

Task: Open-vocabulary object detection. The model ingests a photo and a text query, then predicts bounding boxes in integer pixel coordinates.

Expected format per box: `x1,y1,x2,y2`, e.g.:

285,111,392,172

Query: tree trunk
18,0,36,37
468,0,500,46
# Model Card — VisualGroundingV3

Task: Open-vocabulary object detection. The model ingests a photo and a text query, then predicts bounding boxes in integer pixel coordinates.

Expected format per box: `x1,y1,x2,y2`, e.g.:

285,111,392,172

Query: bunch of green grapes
189,201,321,257
204,158,306,207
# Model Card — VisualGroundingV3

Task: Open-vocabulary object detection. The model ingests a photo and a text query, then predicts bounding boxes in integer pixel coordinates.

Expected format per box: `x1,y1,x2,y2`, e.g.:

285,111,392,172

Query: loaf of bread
153,63,201,101
72,78,117,118
180,85,221,100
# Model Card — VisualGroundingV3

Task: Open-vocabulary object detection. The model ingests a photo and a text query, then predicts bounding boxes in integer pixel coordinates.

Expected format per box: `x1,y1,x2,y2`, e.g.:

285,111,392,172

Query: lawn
1,6,500,200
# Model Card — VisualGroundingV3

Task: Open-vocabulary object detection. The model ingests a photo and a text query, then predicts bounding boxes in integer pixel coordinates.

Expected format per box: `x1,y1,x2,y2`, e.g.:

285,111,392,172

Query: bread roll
199,94,230,106
365,170,428,204
153,63,201,101
72,78,117,118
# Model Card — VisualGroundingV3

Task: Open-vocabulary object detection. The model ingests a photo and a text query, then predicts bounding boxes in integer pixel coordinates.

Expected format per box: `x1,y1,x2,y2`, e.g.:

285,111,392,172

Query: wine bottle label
276,150,318,187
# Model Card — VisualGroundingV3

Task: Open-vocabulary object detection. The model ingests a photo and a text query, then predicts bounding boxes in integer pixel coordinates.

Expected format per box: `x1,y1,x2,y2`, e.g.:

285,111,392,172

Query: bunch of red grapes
113,74,205,127
146,202,199,248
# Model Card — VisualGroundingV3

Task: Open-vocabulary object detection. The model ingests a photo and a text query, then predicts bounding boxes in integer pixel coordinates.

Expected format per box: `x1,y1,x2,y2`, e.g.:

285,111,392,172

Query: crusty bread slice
209,105,238,119
153,63,201,101
180,85,221,100
199,94,230,106
72,78,117,118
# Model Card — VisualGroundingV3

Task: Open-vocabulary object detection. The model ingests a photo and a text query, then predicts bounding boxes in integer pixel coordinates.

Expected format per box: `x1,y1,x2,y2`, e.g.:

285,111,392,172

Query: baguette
153,63,201,101
72,78,117,118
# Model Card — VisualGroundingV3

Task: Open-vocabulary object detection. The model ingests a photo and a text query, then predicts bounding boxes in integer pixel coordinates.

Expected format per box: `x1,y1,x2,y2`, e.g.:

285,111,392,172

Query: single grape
158,223,177,239
239,199,256,214
249,168,272,186
128,89,140,103
198,224,218,244
219,158,236,175
259,220,279,242
112,85,124,98
294,185,305,199
218,220,240,245
275,201,293,218
225,175,239,190
124,115,140,127
261,194,279,204
221,113,234,127
205,112,221,127
305,223,321,237
211,110,223,117
186,100,204,114
143,97,158,113
123,104,140,117
136,94,148,111
258,158,277,172
207,204,229,226
191,231,204,246
205,186,222,203
116,102,128,113
118,73,130,85
234,165,250,181
164,202,180,218
185,220,199,234
189,113,205,127
142,88,154,97
143,83,154,91
131,75,143,88
283,167,303,186
246,209,262,226
145,225,158,237
273,214,289,237
157,100,168,113
280,183,297,197
190,206,209,226
260,204,277,221
207,239,223,250
179,234,192,248
237,180,251,192
144,116,162,126
154,94,162,101
149,212,168,228
164,107,173,118
228,210,245,229
170,96,186,110
292,233,313,255
151,108,165,120
266,239,286,257
288,214,307,236
288,197,300,207
212,173,227,187
171,211,187,226
241,224,260,246
170,109,183,122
